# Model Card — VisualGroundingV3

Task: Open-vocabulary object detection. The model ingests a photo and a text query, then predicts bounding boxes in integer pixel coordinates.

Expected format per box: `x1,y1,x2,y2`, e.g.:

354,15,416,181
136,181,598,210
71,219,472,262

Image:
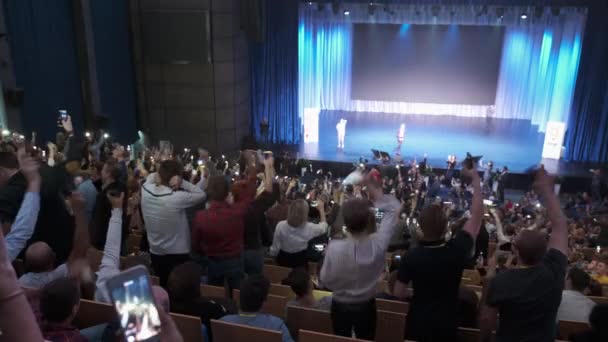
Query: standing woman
269,199,328,268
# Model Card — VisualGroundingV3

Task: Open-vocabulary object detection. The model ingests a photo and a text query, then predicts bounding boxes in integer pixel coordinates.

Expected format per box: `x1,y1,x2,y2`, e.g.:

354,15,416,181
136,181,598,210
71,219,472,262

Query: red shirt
192,176,257,258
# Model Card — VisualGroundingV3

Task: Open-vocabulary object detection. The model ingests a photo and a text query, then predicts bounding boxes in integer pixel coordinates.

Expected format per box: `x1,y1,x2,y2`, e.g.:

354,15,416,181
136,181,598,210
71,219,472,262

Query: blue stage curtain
564,2,608,163
89,0,138,143
299,4,585,133
249,0,300,144
4,0,84,143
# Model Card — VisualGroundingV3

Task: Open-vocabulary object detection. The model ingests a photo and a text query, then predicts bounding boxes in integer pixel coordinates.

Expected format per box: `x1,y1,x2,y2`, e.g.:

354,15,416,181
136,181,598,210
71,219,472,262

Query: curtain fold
4,0,84,143
299,4,586,133
89,0,138,143
249,0,300,144
564,2,608,163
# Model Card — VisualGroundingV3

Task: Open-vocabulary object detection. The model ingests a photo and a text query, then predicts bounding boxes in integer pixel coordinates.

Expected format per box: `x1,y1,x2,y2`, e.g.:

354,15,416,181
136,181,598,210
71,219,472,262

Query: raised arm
171,178,207,209
6,148,41,261
462,167,483,239
491,209,509,245
95,193,124,302
535,167,567,255
0,208,44,341
371,184,401,250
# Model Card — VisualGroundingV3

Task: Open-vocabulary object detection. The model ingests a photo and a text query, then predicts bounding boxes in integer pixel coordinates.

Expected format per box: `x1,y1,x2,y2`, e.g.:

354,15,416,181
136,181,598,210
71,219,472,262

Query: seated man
285,268,331,311
19,193,90,289
375,271,402,301
221,275,294,342
40,277,87,342
557,267,596,323
167,261,237,340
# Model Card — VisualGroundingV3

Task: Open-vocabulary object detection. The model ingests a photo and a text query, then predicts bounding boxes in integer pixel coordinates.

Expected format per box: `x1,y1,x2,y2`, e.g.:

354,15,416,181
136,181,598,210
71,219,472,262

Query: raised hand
59,115,73,134
17,146,40,187
533,165,554,195
169,175,183,190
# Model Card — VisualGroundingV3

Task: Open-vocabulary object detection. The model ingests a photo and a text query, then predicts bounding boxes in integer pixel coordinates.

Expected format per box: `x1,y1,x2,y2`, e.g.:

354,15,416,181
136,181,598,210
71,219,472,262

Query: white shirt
95,208,123,302
320,194,400,303
19,263,68,289
141,173,206,255
556,290,596,323
269,221,328,256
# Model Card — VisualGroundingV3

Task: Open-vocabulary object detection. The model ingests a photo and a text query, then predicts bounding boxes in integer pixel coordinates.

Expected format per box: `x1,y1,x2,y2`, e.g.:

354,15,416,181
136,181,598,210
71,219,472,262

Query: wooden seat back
375,298,409,314
73,299,116,329
286,306,332,339
171,312,203,342
463,269,481,284
457,327,481,342
201,284,229,298
299,329,367,342
375,310,406,342
263,264,292,284
270,283,296,300
558,320,590,340
211,319,282,342
589,296,608,305
233,289,288,319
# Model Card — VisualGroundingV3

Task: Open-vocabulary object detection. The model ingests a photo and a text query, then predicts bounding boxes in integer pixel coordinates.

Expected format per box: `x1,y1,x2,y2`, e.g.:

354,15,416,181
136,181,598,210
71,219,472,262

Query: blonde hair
287,199,309,227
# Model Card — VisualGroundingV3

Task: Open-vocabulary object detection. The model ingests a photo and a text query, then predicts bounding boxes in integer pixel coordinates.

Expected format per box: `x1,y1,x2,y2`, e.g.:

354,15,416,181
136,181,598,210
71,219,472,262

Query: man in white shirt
557,267,596,323
141,160,206,286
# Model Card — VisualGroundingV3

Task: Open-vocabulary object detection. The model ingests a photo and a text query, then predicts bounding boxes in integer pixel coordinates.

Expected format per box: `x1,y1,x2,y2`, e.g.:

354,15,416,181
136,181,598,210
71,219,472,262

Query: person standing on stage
336,118,347,150
395,123,406,154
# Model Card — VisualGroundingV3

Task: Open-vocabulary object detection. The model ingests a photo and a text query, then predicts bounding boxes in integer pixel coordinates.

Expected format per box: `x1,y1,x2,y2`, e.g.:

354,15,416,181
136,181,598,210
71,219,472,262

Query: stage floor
298,110,593,177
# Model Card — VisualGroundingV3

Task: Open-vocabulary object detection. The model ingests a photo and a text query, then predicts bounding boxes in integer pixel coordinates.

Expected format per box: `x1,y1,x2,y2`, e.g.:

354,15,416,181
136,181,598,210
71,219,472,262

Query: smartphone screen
106,266,161,342
58,109,68,121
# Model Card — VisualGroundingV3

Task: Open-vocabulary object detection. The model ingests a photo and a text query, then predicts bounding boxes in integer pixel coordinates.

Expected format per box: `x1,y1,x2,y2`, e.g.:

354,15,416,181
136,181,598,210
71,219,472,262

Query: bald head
514,229,547,266
25,242,55,272
153,285,170,313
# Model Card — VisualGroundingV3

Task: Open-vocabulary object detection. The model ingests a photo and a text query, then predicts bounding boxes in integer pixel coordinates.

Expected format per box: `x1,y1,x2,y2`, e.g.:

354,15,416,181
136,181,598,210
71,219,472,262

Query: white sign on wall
542,121,566,160
303,107,320,143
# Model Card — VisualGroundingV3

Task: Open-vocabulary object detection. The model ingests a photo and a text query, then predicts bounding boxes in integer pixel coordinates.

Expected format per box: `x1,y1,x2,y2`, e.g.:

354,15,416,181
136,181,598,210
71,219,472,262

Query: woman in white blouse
269,199,327,268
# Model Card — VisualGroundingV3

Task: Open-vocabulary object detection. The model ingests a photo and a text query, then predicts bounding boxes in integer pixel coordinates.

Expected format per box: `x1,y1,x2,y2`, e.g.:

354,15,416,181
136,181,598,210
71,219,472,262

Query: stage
297,110,596,180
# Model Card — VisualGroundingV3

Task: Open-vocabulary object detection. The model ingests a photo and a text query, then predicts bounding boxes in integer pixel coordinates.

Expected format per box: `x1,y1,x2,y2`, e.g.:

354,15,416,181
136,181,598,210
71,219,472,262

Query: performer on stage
336,118,347,149
395,123,406,154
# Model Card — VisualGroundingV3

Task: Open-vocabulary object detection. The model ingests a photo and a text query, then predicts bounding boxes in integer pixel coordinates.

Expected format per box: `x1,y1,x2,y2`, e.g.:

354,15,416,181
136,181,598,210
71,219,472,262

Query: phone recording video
106,266,161,342
58,109,68,121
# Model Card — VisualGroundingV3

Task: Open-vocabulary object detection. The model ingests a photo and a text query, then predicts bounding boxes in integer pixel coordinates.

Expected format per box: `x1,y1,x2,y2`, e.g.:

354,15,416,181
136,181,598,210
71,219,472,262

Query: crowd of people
0,116,607,342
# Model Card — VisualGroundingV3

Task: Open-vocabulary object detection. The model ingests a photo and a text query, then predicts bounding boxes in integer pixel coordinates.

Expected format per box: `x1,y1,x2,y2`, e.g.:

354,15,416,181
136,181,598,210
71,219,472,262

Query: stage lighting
520,13,528,19
343,10,350,16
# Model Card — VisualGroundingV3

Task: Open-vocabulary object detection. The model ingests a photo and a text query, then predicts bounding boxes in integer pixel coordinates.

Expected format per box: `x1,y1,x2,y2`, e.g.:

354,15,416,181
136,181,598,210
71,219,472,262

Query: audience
479,167,568,342
393,166,482,341
141,159,206,286
285,268,331,311
320,179,400,340
19,193,90,289
167,261,237,339
220,275,294,342
89,157,127,252
557,267,596,323
572,304,608,342
192,155,274,290
40,277,87,342
269,199,328,268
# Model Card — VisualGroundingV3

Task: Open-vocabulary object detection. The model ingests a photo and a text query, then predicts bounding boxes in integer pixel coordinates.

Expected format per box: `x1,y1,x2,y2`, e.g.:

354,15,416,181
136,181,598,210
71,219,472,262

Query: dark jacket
90,181,129,251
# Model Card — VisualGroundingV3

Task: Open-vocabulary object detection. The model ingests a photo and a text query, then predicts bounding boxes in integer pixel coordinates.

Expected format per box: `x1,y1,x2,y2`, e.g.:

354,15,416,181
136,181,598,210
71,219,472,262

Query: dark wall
130,0,250,153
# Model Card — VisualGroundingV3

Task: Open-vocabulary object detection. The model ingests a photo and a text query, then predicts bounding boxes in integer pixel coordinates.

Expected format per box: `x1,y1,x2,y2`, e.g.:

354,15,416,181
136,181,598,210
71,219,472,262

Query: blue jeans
243,249,265,276
207,255,243,292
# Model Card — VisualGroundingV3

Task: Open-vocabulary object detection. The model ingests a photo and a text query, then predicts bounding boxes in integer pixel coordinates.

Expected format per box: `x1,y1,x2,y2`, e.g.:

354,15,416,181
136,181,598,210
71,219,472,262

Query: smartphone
105,266,162,342
314,244,325,252
58,109,68,121
263,151,273,159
